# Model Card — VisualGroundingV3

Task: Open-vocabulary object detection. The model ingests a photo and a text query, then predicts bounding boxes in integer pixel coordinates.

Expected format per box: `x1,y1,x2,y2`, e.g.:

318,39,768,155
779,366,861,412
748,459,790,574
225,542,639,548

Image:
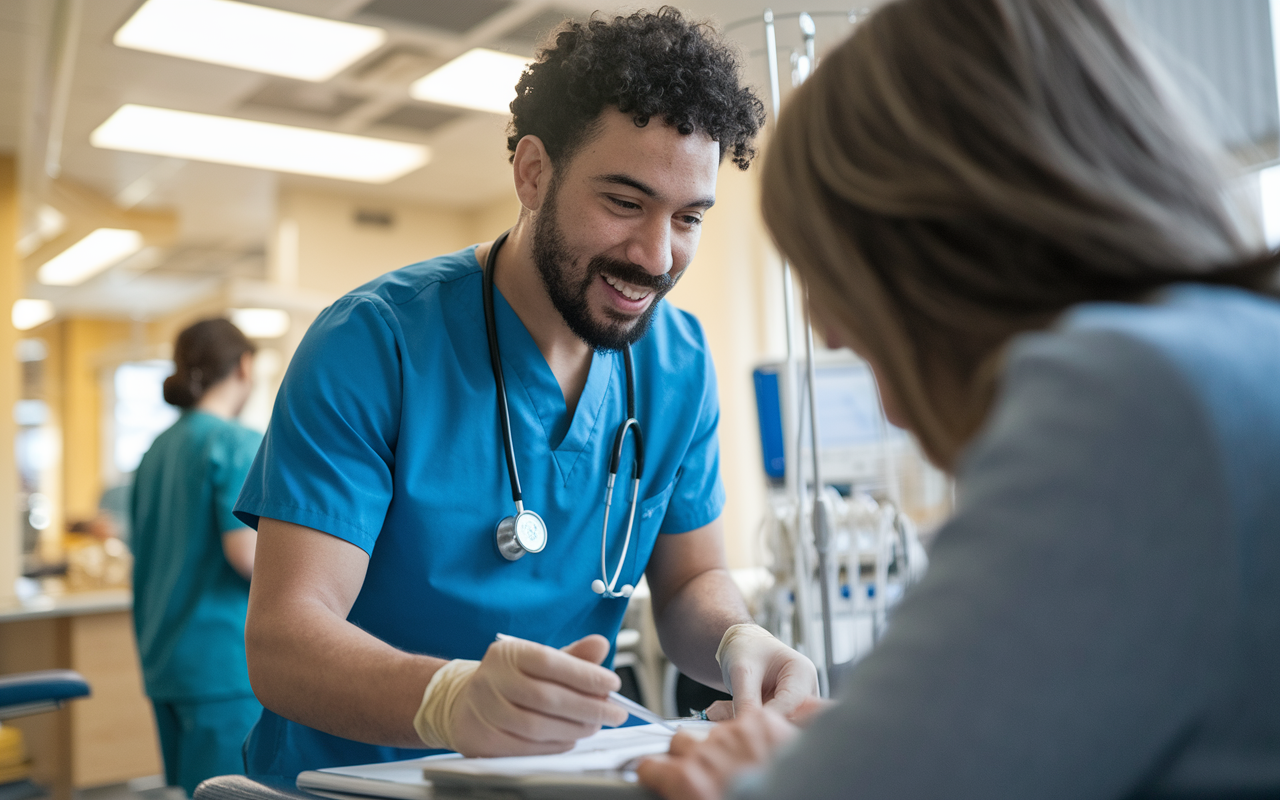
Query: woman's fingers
637,753,723,800
638,710,800,800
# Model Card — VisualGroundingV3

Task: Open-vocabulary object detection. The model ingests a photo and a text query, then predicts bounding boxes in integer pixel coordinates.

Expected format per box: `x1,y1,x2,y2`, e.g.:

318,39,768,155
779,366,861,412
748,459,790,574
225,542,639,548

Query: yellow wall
469,189,523,243
278,189,478,298
1,155,20,601
58,320,136,523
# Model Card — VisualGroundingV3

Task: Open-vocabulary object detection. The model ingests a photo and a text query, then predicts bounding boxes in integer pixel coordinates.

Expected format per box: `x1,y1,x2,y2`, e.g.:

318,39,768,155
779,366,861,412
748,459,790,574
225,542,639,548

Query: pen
495,633,677,731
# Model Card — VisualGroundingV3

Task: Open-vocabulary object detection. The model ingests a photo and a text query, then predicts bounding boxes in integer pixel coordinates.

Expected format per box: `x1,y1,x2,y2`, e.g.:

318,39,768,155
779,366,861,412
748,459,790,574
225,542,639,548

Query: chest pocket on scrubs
621,477,678,589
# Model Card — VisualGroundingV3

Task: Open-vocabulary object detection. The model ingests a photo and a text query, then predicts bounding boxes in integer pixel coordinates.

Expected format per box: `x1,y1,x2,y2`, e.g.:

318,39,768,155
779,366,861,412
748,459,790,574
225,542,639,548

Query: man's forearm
246,592,446,748
247,518,447,748
651,567,753,690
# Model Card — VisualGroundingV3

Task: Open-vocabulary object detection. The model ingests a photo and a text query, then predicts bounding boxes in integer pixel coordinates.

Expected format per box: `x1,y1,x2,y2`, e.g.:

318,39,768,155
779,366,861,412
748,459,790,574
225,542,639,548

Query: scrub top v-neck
234,245,725,777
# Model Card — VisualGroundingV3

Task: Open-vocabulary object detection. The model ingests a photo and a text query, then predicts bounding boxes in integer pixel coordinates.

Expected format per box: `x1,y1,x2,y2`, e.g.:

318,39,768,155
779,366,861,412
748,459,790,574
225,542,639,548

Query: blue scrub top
234,246,725,776
132,410,262,702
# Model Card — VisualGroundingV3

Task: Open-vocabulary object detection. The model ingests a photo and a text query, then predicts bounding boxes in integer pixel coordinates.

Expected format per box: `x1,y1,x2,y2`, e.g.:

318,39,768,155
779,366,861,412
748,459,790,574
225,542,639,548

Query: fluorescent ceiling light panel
92,105,429,183
410,48,531,114
114,0,386,82
38,229,144,286
230,308,290,339
12,300,56,331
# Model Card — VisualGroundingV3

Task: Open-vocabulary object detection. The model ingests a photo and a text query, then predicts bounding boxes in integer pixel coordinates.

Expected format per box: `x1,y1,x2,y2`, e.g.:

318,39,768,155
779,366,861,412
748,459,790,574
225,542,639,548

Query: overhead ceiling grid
11,0,598,321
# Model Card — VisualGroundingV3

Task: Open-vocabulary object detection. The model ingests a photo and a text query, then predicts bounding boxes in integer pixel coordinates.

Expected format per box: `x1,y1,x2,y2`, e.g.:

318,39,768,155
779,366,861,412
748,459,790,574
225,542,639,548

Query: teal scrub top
234,246,726,776
132,409,263,702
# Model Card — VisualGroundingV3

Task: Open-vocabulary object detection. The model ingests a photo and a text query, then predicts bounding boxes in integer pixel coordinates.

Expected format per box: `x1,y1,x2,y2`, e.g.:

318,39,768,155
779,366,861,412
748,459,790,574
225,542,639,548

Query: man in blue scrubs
234,9,817,776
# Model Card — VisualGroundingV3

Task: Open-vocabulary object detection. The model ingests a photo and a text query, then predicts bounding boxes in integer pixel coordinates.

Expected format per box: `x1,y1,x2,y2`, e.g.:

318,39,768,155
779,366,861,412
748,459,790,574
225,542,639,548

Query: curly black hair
507,7,765,171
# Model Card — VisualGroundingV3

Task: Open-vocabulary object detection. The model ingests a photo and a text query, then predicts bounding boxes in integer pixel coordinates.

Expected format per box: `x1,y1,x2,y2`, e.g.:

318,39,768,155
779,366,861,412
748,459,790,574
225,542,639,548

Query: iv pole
762,9,835,696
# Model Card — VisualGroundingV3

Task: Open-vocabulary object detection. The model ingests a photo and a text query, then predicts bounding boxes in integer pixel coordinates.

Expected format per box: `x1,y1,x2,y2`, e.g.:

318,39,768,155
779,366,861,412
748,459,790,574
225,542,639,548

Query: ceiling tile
241,79,365,119
357,0,514,35
374,103,462,134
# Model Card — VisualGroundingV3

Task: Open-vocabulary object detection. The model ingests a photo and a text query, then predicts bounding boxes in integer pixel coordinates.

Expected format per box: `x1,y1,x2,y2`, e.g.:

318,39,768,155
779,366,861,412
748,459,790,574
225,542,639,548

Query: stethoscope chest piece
495,509,547,561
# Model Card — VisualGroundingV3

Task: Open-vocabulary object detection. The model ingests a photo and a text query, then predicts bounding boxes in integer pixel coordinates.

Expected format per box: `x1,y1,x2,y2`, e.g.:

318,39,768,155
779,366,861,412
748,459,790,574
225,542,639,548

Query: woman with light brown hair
639,0,1280,798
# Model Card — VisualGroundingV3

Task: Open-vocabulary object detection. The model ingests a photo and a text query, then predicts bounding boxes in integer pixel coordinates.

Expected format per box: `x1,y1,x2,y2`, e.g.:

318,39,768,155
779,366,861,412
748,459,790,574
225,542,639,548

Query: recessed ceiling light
230,308,290,339
91,105,430,184
37,229,144,286
114,0,387,82
12,300,56,331
410,48,531,114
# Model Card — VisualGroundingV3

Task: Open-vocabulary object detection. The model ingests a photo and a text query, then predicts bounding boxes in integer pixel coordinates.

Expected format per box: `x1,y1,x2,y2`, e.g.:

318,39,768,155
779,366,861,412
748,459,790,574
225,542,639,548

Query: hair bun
162,372,197,408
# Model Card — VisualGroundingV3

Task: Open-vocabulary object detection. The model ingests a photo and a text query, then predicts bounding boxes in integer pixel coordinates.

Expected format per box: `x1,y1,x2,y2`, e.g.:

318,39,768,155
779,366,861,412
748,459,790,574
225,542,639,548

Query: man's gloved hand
713,623,819,721
413,634,628,756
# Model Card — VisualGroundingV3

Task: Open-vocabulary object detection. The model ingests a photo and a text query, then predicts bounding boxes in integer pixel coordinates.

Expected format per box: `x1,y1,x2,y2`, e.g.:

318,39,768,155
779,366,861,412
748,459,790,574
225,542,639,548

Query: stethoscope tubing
482,230,646,594
482,231,526,511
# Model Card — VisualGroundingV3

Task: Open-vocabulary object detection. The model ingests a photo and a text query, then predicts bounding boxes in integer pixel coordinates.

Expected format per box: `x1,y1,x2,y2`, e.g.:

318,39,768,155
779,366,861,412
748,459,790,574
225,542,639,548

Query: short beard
530,180,675,352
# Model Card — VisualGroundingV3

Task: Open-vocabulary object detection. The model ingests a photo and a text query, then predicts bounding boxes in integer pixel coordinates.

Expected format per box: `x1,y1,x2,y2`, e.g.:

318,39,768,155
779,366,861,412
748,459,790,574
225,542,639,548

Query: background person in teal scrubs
132,318,263,795
234,9,818,778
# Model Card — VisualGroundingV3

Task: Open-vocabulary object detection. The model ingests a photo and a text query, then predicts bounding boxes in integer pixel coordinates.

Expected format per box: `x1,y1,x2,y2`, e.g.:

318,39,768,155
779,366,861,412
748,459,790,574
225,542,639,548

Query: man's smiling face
530,108,720,351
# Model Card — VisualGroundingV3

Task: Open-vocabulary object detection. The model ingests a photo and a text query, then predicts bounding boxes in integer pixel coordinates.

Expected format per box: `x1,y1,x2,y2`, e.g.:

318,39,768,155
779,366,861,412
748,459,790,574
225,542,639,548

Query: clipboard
297,723,709,800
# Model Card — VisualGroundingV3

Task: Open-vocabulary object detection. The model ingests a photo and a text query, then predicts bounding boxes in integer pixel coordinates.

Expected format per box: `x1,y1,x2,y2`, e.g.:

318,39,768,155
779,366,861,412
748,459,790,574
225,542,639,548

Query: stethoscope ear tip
620,585,634,598
591,579,607,595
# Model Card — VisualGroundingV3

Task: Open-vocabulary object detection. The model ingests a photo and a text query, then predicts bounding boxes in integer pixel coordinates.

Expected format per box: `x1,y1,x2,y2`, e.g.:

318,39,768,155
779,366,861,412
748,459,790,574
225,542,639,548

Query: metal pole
800,12,816,68
764,8,826,695
795,9,836,693
804,292,835,684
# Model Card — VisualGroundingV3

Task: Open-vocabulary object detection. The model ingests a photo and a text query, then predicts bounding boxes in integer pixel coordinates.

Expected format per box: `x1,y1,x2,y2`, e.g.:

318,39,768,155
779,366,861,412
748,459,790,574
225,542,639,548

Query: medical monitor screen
812,362,884,449
754,356,896,489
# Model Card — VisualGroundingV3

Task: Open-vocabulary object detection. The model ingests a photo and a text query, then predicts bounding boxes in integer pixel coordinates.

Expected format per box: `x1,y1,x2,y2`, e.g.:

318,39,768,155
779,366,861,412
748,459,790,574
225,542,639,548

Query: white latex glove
414,634,628,756
714,623,819,721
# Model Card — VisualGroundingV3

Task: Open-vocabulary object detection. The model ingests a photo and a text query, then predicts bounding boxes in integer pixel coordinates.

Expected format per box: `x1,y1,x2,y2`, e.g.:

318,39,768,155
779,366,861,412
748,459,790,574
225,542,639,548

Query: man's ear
512,135,553,212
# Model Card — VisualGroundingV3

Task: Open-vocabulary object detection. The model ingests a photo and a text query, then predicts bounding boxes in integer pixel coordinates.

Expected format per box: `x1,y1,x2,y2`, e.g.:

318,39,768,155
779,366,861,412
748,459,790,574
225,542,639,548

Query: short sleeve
733,328,1239,800
658,329,726,534
234,296,403,554
211,426,262,536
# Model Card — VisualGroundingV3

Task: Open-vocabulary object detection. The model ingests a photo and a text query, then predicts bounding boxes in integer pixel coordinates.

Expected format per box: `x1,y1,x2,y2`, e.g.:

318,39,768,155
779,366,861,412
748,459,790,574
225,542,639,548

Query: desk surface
197,774,656,800
0,589,131,624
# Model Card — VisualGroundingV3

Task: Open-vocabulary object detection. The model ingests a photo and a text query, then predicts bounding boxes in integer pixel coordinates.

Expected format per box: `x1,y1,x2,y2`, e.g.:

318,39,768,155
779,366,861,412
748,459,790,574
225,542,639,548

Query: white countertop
0,587,132,623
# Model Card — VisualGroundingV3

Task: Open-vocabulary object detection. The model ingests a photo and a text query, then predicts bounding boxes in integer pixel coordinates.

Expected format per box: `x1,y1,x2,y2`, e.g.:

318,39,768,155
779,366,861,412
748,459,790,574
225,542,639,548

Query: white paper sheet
420,724,689,777
296,722,712,799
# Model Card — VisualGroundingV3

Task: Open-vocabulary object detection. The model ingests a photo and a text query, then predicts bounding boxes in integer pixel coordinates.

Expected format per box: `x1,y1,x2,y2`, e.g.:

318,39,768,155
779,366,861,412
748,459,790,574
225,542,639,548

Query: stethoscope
482,230,646,599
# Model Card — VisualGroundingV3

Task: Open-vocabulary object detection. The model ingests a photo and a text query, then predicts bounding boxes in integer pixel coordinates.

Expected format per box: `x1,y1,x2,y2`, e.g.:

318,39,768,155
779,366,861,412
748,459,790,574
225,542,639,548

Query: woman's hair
762,0,1278,469
163,318,256,409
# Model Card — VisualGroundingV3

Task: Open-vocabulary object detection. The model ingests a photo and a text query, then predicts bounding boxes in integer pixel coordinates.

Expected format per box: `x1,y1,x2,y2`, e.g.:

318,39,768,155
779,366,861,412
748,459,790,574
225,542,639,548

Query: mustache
588,256,675,294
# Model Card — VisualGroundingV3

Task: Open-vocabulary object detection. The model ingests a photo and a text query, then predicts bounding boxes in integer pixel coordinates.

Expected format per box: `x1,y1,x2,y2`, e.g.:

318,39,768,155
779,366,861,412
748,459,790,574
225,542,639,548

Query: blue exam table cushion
0,670,90,709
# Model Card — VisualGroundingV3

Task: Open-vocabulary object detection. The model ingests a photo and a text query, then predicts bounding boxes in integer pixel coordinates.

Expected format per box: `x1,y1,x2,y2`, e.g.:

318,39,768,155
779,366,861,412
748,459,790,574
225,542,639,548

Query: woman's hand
637,710,797,800
637,698,833,800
